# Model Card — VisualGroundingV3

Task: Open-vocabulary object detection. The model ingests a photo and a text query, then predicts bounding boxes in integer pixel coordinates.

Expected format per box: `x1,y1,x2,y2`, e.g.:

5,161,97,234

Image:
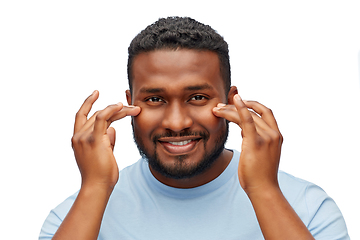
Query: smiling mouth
168,140,192,145
158,138,201,155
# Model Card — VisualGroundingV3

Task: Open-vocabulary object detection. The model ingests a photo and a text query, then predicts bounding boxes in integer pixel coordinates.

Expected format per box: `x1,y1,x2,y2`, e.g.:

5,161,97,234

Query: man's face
127,49,231,181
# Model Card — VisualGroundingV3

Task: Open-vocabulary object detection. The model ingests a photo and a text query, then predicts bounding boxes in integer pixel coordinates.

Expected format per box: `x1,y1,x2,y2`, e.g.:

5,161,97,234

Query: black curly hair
127,17,231,95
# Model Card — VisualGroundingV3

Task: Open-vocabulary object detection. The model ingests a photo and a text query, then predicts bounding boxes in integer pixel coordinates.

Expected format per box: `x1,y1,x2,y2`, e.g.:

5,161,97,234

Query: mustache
152,130,210,143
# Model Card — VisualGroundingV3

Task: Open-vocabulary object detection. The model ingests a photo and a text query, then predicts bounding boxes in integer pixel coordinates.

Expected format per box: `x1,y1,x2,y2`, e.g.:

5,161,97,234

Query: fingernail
234,94,241,101
217,103,226,107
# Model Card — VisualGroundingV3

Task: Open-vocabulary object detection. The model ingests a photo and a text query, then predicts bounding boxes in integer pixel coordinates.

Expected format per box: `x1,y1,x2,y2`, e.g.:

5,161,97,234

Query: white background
1,0,359,239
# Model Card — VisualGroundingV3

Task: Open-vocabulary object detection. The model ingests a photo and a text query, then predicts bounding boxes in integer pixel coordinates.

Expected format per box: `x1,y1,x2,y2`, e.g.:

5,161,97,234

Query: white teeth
169,140,192,146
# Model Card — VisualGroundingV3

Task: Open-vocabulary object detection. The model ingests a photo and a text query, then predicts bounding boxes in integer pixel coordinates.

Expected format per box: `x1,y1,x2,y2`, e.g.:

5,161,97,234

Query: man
40,17,349,239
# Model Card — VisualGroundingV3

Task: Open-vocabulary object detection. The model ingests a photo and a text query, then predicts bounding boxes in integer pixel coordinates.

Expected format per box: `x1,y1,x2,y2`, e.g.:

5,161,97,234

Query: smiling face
127,49,236,188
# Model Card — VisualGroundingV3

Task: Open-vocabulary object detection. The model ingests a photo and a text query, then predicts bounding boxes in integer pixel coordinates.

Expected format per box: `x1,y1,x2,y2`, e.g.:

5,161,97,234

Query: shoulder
39,159,145,239
278,171,349,239
39,192,78,239
278,170,330,215
278,171,331,208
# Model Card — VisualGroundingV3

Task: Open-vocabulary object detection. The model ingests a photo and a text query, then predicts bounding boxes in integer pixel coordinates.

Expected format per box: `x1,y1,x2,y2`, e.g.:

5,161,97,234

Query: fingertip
89,90,99,102
133,106,141,116
107,126,116,134
117,102,124,108
92,90,99,97
212,106,226,119
234,94,247,108
128,106,141,116
212,107,219,114
212,110,221,119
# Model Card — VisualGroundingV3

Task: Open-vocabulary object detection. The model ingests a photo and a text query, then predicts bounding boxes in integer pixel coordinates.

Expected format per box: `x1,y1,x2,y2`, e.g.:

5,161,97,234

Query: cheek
190,106,226,133
133,108,164,136
133,105,226,136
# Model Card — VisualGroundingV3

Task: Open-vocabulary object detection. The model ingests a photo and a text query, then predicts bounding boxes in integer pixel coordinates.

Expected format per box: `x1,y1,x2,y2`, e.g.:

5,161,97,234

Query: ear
227,86,238,104
125,90,132,105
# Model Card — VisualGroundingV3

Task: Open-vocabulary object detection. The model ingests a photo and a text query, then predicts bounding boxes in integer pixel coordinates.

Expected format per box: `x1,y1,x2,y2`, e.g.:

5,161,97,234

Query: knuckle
95,104,117,121
73,132,93,145
271,129,279,138
96,112,105,121
95,110,108,121
269,130,283,143
75,111,82,120
93,110,100,117
260,106,273,116
243,115,254,124
266,108,273,115
105,103,119,110
78,134,89,144
279,133,284,143
71,134,80,147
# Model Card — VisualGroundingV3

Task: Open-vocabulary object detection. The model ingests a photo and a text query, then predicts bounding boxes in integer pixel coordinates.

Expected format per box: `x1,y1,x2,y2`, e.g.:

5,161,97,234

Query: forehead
131,49,225,96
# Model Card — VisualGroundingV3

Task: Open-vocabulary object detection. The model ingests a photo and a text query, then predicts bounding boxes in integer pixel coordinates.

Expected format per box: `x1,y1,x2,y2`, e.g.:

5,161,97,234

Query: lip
158,137,201,155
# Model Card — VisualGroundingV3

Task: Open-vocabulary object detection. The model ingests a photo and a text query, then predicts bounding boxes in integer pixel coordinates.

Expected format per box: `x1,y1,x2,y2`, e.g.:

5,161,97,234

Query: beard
132,121,229,180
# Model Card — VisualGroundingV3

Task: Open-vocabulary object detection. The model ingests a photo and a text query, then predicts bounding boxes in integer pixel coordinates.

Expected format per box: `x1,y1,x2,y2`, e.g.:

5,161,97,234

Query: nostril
162,105,193,132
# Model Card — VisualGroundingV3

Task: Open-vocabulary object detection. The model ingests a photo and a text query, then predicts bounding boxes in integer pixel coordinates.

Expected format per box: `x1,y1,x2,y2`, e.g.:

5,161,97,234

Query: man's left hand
213,94,283,196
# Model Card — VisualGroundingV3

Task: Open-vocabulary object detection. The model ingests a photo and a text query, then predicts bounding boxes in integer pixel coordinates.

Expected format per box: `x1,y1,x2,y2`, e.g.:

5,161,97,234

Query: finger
107,127,116,150
93,103,124,139
212,104,242,125
108,106,141,125
233,94,257,139
249,112,272,138
243,100,280,132
248,111,272,132
74,90,99,134
77,110,100,134
78,105,140,139
250,111,283,144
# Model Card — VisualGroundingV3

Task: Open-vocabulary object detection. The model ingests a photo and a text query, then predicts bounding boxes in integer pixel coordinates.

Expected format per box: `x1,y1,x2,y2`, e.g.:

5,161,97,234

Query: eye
147,97,163,102
189,95,209,105
191,95,206,101
145,96,165,105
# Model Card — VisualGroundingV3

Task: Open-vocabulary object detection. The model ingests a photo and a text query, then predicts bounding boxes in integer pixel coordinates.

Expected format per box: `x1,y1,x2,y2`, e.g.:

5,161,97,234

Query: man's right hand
71,90,141,190
53,90,140,240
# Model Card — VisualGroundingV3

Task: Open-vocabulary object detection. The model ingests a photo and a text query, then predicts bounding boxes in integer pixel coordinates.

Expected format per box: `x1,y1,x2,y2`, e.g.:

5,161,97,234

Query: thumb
107,127,116,150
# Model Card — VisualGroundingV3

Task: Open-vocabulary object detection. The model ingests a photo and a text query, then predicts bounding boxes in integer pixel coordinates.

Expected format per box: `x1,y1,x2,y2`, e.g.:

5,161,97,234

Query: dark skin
127,50,235,188
52,49,314,240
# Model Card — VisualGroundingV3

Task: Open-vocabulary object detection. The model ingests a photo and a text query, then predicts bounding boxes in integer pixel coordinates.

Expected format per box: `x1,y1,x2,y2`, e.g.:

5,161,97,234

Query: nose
161,101,193,132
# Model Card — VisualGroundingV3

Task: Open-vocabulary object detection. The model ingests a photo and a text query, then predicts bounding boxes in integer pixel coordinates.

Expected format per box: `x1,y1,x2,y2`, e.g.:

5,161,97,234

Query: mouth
158,137,202,155
167,140,192,145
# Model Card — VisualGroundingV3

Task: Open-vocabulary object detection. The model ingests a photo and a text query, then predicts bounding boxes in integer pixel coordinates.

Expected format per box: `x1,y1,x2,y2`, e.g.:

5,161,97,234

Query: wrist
245,183,282,201
80,181,115,199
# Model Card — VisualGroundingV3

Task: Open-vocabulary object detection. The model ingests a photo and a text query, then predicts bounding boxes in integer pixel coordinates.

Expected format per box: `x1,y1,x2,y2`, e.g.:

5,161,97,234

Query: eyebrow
139,84,214,94
139,87,165,93
184,83,213,91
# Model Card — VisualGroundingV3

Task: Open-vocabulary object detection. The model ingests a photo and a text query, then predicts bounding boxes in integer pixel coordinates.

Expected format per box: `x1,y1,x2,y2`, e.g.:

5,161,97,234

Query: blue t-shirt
39,150,349,239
